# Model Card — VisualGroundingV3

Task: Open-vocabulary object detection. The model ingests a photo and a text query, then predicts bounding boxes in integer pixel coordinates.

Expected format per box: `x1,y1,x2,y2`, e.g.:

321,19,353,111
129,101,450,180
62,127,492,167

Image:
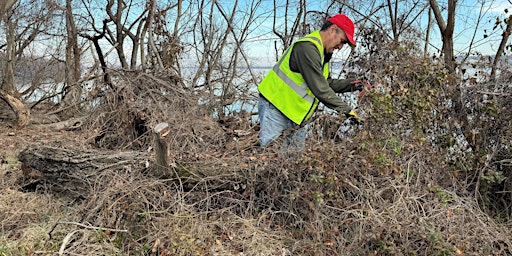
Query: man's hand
349,79,369,91
350,79,372,98
345,109,362,125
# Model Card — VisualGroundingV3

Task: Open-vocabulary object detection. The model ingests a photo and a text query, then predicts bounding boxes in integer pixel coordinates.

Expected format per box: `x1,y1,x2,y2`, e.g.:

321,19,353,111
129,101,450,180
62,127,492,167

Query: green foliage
364,59,447,137
349,32,512,221
425,229,457,256
405,168,415,182
141,244,151,252
0,246,9,256
481,171,507,185
432,187,452,205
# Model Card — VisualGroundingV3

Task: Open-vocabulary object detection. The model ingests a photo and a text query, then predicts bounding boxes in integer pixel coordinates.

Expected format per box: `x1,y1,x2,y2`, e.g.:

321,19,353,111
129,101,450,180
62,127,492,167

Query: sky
446,0,511,55
243,0,512,67
20,0,509,71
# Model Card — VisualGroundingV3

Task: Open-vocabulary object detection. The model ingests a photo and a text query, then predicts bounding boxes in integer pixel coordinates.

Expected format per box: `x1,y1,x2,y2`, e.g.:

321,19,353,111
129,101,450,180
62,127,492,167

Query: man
258,14,366,153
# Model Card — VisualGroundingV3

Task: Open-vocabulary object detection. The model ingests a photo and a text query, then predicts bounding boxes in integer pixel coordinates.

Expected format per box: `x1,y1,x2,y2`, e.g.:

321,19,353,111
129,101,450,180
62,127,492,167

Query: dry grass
1,71,512,255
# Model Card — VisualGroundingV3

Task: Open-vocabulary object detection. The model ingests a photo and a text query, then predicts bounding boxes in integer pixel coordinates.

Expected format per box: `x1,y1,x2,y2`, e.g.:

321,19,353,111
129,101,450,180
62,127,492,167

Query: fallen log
17,145,249,198
17,121,258,198
41,116,86,131
18,145,150,198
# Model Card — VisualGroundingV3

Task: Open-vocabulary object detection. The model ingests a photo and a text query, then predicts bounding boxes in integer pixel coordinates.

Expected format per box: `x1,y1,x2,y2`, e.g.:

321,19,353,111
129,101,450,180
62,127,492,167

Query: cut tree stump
152,122,173,178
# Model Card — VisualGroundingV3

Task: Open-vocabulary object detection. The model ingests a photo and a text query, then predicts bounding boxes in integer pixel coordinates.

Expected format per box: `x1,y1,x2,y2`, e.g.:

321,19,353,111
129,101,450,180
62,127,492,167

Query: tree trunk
443,0,456,73
152,122,173,178
424,7,432,58
0,10,29,127
491,15,512,81
387,0,398,42
429,0,456,73
18,145,246,198
62,0,82,111
0,90,30,127
0,0,17,22
18,146,149,198
2,15,16,94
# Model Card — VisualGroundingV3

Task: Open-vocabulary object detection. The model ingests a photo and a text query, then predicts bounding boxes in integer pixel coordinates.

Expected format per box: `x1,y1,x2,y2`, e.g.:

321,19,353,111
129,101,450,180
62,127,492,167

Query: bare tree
144,0,164,70
429,0,456,73
272,0,307,58
62,0,82,110
424,5,432,57
386,0,428,43
2,11,16,96
491,13,512,81
105,0,147,69
1,0,61,126
79,19,113,89
0,0,52,127
0,0,17,21
330,0,427,44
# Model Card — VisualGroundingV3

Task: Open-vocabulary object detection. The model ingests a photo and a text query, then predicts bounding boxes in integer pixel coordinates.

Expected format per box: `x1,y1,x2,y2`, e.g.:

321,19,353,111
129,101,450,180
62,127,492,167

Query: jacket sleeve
328,78,359,93
290,42,352,114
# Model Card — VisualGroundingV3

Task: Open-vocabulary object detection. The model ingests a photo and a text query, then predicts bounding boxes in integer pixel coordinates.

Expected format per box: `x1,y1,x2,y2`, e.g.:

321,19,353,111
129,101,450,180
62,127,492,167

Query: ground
0,121,84,254
1,113,512,255
0,123,70,157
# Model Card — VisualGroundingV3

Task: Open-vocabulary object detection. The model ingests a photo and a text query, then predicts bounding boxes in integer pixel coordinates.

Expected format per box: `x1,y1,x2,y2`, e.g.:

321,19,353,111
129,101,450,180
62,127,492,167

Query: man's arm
328,78,359,93
290,42,351,114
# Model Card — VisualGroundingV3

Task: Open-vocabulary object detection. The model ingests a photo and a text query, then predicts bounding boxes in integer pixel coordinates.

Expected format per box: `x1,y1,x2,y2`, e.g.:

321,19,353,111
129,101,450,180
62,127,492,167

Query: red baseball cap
327,14,356,47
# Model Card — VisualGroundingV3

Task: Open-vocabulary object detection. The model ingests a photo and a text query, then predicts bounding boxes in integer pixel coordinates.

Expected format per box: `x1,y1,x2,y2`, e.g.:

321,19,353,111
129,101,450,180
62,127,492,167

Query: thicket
0,1,512,255
2,23,512,255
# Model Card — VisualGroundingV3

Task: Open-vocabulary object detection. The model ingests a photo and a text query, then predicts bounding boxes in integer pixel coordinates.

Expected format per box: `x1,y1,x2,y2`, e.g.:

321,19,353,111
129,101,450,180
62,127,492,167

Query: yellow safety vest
258,30,329,125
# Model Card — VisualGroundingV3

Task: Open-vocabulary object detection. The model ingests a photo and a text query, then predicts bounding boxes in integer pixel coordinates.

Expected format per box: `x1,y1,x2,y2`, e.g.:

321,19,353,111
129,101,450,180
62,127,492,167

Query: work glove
350,79,368,90
345,109,362,125
350,79,372,98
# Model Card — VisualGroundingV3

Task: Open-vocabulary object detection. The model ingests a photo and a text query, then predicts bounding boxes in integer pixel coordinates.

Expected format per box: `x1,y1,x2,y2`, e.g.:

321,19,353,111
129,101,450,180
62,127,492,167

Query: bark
62,0,82,109
42,116,85,131
19,146,149,198
0,0,17,22
146,0,164,70
0,90,30,127
18,145,247,198
152,122,172,178
491,15,512,81
0,12,29,127
79,19,113,89
106,0,128,68
424,6,432,57
429,0,456,73
2,14,16,95
387,0,398,42
105,0,146,69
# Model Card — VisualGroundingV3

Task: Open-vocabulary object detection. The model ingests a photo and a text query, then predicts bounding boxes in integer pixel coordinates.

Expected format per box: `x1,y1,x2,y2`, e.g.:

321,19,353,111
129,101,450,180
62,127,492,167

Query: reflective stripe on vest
270,35,324,105
258,31,328,125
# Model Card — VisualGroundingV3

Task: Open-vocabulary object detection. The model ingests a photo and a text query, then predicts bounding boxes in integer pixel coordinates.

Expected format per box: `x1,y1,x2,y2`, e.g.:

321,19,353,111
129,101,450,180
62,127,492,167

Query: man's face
326,25,349,54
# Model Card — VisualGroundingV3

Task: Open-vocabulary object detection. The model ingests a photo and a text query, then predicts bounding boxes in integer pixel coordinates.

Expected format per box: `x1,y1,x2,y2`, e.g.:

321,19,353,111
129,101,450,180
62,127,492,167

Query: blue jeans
258,95,308,153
